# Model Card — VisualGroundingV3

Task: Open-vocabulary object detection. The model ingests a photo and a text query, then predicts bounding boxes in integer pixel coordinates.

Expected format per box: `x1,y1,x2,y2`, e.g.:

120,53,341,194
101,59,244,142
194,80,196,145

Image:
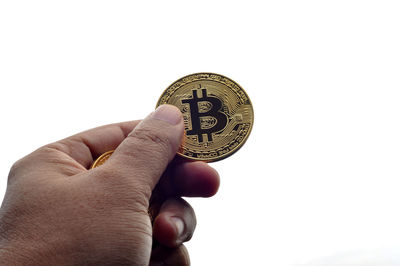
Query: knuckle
9,159,23,177
127,128,171,155
8,156,32,183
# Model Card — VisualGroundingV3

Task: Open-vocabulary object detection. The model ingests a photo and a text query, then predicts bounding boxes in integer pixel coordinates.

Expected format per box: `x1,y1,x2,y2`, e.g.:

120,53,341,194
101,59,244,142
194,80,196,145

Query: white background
1,1,400,265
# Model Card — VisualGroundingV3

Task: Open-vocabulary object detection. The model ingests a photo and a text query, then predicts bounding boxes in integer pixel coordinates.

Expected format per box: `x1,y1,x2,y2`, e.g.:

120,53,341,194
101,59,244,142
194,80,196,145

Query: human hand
0,105,220,265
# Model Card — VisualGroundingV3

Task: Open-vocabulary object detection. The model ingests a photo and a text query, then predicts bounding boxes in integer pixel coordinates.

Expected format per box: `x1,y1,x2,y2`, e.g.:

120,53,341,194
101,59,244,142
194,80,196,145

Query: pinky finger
149,244,190,266
152,198,196,248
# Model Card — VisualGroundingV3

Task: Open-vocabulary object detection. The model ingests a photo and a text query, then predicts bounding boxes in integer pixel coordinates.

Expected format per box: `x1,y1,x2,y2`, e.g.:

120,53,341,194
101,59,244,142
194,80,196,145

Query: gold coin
157,72,254,162
90,150,114,169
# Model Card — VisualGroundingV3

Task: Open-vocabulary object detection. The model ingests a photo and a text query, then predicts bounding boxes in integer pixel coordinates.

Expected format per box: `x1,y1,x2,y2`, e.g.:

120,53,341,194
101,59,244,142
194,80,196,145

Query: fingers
150,245,190,266
44,120,140,169
158,161,220,198
152,198,196,248
173,161,220,197
106,105,184,194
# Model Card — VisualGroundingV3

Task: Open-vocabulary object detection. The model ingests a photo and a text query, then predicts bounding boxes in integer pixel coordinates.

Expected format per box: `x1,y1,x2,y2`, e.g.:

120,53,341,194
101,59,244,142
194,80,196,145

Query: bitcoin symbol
182,88,228,143
157,72,254,162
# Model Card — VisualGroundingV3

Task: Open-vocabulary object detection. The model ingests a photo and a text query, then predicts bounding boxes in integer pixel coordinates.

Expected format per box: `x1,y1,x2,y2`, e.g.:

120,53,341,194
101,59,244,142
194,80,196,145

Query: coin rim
90,150,115,169
156,72,254,162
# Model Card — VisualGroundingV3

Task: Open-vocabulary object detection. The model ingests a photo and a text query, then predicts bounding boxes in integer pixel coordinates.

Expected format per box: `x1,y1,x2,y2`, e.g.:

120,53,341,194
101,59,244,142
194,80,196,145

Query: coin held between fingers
157,72,254,162
92,73,253,164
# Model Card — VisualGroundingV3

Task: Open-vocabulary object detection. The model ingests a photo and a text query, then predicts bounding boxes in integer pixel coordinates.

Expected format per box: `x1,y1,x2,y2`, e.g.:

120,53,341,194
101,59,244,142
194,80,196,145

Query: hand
0,105,220,265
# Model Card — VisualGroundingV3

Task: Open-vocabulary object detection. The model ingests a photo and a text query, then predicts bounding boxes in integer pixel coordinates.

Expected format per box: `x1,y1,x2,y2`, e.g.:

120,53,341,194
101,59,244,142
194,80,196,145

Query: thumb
106,104,184,195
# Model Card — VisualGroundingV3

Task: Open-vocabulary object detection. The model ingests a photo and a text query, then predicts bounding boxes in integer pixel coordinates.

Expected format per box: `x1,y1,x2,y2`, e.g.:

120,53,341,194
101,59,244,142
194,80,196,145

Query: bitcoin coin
157,72,254,162
90,150,114,169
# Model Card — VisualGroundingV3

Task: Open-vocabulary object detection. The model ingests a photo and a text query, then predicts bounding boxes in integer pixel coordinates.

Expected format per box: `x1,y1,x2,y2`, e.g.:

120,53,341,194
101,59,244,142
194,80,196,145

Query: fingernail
152,105,182,125
170,217,185,237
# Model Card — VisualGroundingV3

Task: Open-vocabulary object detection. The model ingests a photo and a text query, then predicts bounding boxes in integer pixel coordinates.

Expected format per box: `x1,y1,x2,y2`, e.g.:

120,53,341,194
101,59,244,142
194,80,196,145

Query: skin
0,105,220,265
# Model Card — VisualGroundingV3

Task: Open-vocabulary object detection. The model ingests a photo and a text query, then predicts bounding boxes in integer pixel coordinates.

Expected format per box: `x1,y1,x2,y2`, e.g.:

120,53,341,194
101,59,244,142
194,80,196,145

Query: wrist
0,210,75,266
0,239,53,266
0,231,72,266
0,240,35,265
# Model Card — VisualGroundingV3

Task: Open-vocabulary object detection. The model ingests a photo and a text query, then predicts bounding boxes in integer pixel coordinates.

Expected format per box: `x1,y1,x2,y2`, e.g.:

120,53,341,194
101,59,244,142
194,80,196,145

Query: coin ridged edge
156,72,254,162
90,150,114,169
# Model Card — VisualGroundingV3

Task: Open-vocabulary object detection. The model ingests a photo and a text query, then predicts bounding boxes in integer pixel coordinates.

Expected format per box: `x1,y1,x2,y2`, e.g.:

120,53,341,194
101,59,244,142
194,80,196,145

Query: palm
2,118,219,265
